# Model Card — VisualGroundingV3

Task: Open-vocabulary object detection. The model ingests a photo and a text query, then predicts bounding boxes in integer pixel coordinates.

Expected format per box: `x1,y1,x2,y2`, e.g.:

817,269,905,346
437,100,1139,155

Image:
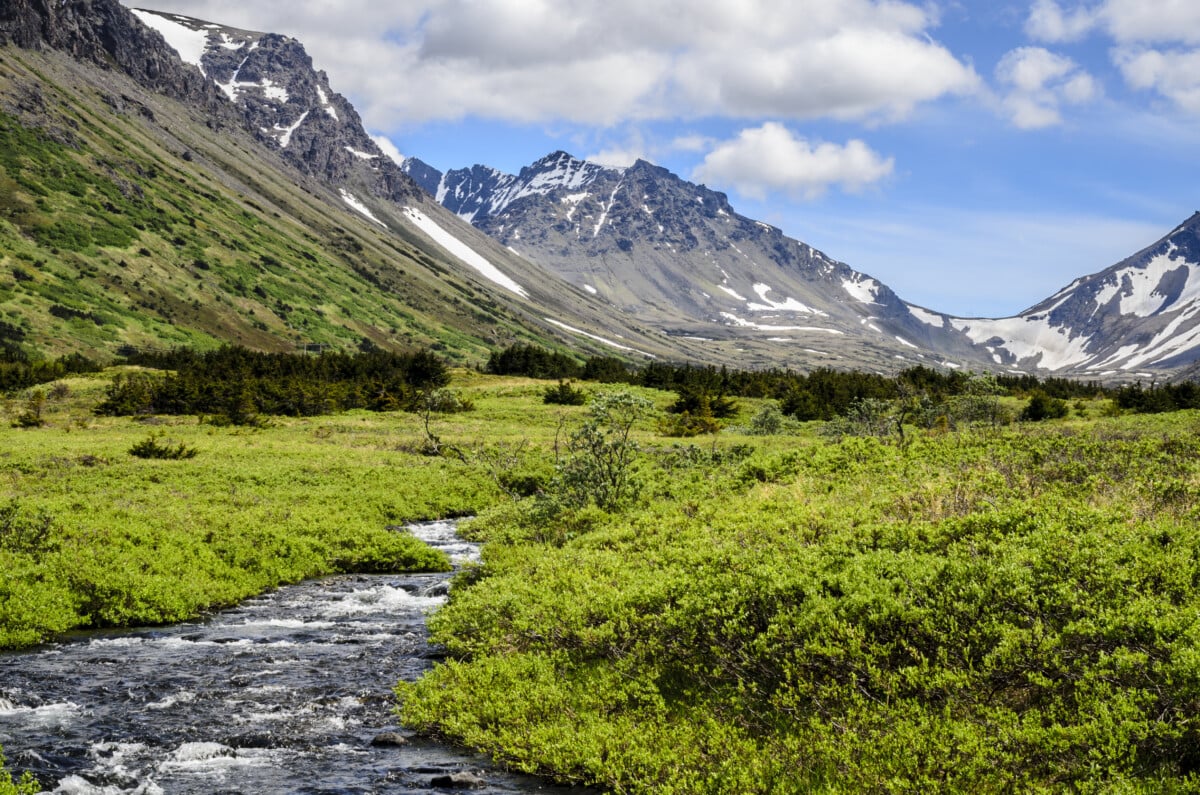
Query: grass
395,390,1200,793
0,369,508,649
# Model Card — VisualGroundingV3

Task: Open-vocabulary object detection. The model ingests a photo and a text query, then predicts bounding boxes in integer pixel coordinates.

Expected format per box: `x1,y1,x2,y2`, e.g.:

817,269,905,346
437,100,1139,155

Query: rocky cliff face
128,9,425,205
0,0,222,108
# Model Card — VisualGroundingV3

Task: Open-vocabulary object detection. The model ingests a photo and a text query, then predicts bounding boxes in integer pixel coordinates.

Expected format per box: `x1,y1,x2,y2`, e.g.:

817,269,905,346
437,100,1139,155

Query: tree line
96,345,451,423
487,343,1116,420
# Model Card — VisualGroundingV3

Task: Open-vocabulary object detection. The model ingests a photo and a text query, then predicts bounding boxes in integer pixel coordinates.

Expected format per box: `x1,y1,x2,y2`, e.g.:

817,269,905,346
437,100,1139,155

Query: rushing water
0,520,572,794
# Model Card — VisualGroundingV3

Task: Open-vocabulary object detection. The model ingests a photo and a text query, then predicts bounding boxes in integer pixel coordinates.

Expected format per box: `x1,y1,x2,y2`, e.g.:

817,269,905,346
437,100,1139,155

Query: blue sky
125,0,1200,318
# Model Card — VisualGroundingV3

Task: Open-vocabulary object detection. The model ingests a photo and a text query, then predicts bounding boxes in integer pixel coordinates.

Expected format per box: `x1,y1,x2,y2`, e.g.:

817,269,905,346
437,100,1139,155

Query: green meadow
4,366,1200,792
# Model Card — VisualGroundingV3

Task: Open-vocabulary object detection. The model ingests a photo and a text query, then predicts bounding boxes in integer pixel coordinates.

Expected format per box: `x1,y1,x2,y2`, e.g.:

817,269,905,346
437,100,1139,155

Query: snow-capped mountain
947,212,1200,375
405,152,991,368
411,150,1200,377
129,9,422,204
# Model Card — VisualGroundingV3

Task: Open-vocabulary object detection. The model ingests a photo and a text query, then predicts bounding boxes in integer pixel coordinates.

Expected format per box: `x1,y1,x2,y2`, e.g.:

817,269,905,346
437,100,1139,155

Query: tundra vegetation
1,345,1199,792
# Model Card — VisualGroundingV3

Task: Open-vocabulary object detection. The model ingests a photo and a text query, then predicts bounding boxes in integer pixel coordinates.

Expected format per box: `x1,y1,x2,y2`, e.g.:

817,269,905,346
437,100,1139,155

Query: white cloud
371,135,405,166
1027,0,1200,45
995,47,1097,128
1025,0,1100,42
585,145,645,169
1100,0,1200,45
1115,47,1200,112
693,123,894,200
120,0,978,129
1022,1,1200,115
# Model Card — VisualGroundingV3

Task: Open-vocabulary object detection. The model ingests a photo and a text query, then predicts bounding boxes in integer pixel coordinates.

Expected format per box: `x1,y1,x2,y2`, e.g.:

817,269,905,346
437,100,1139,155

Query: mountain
0,0,696,365
946,213,1200,376
410,151,1200,379
6,0,1197,378
404,151,993,371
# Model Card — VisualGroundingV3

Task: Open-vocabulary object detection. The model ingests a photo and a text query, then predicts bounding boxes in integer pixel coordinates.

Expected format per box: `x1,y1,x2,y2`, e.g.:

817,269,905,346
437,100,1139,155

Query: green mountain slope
0,46,552,363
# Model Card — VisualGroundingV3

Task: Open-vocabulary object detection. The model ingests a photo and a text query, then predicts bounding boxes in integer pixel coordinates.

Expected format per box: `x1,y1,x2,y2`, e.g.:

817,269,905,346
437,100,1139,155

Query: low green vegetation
96,345,455,422
0,369,505,650
394,364,1200,793
6,350,1200,792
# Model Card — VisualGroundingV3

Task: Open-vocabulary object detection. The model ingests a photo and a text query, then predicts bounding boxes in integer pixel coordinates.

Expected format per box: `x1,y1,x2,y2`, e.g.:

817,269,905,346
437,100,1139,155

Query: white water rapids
0,520,581,794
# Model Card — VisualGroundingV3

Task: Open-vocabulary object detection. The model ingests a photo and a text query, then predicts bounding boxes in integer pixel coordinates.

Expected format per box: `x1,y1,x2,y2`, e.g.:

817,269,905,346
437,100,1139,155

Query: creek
0,520,570,794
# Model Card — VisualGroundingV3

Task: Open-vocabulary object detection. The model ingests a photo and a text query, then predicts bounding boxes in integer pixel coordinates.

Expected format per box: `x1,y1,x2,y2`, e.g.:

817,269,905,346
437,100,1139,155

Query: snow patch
593,179,624,237
718,285,748,302
544,318,651,356
908,305,945,328
131,10,208,73
843,276,882,304
345,147,377,160
561,192,589,222
950,316,1094,370
1105,254,1200,318
1120,302,1200,368
339,189,387,229
259,79,289,103
747,283,826,315
275,110,308,148
317,86,339,120
720,312,845,334
583,284,598,295
402,207,527,297
895,336,918,349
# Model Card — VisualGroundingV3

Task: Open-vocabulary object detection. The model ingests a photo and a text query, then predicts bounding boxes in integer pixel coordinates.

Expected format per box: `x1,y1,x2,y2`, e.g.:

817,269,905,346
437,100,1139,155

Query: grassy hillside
0,47,553,364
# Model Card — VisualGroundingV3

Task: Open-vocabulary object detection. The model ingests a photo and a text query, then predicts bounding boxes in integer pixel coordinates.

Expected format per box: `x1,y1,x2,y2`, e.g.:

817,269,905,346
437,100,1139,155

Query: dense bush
402,417,1200,792
487,343,582,379
128,433,198,460
1114,381,1200,413
1021,390,1070,421
0,352,101,394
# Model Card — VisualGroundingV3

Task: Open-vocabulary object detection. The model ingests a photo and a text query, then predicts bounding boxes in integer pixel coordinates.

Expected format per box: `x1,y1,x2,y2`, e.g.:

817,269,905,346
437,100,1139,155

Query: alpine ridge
410,148,1200,378
949,211,1200,376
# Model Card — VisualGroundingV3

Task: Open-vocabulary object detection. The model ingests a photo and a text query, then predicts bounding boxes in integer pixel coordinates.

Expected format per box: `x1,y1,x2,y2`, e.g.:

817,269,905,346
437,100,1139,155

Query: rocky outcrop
0,0,224,109
128,8,425,205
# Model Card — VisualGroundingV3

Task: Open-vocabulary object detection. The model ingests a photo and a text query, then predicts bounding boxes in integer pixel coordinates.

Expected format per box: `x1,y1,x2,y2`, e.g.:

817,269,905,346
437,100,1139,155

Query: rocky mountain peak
129,8,423,204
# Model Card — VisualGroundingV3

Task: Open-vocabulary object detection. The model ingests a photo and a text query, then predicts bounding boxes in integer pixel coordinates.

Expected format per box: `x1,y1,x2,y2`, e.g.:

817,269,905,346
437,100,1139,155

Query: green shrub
543,380,587,406
553,391,651,511
1021,390,1069,421
128,433,198,460
0,746,39,794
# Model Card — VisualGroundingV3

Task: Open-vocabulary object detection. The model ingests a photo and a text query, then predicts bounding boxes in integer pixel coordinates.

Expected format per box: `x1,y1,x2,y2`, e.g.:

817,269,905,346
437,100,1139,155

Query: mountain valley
0,0,1196,380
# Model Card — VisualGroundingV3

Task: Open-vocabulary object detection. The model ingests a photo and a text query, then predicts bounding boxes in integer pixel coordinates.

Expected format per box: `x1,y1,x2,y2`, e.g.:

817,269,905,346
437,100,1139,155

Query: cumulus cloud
1025,1,1200,114
1099,0,1200,45
1027,0,1200,45
120,0,978,129
1115,48,1200,112
1025,0,1099,42
585,142,648,169
692,123,893,200
995,47,1098,128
